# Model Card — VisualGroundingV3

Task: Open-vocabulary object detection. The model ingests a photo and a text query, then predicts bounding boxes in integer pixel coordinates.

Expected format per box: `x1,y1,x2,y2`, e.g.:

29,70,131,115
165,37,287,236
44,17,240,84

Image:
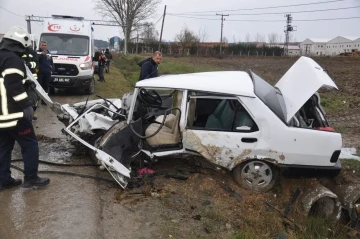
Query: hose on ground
10,164,115,184
11,159,99,167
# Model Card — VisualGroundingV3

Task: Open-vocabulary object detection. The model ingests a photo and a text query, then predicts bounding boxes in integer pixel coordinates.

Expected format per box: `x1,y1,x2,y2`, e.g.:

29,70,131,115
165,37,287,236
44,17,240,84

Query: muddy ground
1,57,360,239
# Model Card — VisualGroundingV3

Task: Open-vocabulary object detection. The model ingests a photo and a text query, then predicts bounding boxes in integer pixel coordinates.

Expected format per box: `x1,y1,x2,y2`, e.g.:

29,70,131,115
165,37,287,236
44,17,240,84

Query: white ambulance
39,15,95,94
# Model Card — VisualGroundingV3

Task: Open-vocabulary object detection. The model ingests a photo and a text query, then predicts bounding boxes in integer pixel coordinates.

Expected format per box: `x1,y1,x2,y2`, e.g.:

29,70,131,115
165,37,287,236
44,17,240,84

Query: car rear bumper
49,75,93,88
280,160,342,178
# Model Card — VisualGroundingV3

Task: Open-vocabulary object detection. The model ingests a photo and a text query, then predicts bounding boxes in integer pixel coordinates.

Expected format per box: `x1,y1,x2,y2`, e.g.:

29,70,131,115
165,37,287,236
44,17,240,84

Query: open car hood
275,56,338,123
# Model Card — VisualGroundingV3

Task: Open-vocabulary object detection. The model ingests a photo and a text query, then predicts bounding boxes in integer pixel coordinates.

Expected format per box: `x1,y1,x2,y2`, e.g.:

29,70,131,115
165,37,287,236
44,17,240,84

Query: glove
23,106,34,122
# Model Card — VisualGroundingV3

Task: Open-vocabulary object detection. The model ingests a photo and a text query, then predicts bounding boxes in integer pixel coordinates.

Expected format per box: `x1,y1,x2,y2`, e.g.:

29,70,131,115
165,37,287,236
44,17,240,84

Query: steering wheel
138,88,163,108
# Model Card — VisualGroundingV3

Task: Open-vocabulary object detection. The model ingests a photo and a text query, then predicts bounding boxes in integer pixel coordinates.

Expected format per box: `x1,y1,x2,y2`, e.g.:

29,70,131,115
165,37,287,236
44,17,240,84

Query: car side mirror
236,126,251,131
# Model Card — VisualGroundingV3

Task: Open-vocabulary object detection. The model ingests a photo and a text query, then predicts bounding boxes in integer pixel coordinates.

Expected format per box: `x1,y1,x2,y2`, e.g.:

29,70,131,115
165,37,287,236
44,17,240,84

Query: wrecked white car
54,56,342,192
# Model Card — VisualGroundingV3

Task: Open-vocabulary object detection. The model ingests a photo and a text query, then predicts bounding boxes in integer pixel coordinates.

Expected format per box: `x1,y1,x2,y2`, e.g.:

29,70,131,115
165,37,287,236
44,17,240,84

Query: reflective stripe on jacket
0,50,32,129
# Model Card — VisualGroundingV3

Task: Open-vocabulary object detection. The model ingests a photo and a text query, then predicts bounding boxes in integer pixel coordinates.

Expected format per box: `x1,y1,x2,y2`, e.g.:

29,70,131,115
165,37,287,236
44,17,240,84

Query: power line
154,15,163,25
167,15,360,22
0,6,23,17
169,5,360,16
169,0,348,14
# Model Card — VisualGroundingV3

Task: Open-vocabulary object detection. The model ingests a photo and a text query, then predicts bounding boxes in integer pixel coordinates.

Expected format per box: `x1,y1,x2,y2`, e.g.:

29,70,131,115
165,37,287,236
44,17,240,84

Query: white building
287,45,301,56
300,36,360,56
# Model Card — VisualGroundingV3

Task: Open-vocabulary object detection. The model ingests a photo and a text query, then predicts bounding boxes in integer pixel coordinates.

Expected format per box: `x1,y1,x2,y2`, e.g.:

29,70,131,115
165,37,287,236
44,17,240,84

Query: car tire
85,77,95,95
233,160,278,193
49,87,55,95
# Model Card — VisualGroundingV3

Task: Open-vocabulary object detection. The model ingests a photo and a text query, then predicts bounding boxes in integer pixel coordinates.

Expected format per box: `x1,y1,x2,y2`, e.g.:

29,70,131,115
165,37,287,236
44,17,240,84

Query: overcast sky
0,0,359,43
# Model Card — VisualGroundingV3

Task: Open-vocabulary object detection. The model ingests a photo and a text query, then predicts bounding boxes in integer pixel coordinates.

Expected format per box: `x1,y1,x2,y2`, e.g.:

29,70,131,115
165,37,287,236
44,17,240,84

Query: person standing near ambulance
37,41,54,97
0,26,50,190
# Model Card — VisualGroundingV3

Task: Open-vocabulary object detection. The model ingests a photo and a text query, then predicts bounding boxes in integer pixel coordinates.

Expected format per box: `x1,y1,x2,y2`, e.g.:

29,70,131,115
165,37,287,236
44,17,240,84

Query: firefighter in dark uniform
0,26,50,190
22,46,39,120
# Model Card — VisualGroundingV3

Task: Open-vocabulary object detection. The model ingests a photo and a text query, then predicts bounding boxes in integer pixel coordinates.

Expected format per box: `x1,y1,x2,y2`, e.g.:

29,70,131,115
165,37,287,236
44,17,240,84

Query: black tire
48,87,55,95
85,77,95,95
233,160,278,193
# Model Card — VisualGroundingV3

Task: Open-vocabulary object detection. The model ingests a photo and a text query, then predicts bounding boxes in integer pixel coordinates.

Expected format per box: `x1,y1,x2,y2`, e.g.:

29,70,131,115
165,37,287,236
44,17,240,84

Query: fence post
240,51,242,56
248,51,250,56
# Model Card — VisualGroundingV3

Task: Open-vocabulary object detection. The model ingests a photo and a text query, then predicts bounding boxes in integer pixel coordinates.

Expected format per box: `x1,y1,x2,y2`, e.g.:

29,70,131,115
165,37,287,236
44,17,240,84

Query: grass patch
100,55,354,116
111,54,221,91
341,158,360,171
320,93,360,114
94,62,133,98
295,217,348,239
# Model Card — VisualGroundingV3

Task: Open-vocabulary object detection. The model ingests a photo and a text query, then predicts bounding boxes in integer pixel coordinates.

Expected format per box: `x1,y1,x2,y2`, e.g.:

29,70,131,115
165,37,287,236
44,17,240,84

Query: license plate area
53,78,71,83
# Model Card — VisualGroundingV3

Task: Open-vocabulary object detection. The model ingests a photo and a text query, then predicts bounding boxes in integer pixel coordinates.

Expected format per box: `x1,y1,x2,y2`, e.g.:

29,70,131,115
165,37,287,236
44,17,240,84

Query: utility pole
26,16,32,34
216,13,229,57
284,14,296,56
158,5,167,51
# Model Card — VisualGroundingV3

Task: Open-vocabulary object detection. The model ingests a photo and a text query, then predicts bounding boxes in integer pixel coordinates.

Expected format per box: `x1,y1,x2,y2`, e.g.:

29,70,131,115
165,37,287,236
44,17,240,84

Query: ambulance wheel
85,77,95,95
49,87,55,95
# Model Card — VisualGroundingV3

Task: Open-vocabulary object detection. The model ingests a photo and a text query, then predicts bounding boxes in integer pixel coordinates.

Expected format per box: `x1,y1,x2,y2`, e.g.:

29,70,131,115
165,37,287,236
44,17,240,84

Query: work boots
23,177,50,189
0,178,22,191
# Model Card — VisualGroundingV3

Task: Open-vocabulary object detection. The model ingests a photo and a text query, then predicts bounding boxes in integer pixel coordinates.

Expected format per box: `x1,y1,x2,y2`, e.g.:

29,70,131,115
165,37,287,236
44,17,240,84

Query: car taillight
315,127,335,132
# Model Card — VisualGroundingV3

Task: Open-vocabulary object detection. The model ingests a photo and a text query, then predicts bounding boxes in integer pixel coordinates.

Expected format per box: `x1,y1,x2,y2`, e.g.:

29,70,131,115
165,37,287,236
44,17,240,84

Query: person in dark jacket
104,48,112,73
0,26,50,190
37,41,54,94
22,47,39,120
93,48,107,82
138,51,162,81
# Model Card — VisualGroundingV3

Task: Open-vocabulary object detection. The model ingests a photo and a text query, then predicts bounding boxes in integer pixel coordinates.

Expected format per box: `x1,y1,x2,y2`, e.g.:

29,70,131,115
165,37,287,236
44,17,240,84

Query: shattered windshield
250,71,287,123
40,33,89,56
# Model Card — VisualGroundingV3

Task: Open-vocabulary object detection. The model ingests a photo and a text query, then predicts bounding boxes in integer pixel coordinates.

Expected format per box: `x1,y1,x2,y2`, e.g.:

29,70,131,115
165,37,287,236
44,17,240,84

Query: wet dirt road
0,93,151,239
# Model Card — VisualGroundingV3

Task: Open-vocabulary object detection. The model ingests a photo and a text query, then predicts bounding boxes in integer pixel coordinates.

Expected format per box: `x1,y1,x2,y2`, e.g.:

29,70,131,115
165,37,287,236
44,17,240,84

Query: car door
183,95,260,169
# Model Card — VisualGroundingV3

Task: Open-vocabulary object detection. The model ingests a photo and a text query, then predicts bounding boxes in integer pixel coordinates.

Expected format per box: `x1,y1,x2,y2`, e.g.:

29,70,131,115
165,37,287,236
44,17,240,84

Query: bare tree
95,0,161,52
139,22,158,45
279,34,283,44
254,33,266,43
232,35,237,43
268,32,279,46
175,26,199,55
222,36,228,43
244,33,251,43
198,27,209,43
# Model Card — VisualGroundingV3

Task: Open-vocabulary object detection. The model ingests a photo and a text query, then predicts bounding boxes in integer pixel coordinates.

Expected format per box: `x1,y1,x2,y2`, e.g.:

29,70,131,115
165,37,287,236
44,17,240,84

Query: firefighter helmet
4,26,31,48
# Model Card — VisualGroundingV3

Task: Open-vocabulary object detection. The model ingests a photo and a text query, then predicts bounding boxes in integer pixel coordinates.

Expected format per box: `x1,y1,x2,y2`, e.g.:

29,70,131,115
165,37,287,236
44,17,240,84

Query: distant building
300,36,360,56
287,45,301,56
130,37,145,44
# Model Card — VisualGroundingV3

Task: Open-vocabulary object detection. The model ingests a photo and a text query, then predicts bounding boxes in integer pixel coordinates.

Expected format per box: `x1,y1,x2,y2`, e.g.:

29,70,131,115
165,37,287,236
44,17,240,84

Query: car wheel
85,77,95,95
233,160,278,193
49,87,55,95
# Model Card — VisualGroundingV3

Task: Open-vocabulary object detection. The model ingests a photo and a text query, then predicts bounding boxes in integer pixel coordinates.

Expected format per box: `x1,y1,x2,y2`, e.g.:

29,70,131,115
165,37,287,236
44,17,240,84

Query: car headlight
80,62,92,70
